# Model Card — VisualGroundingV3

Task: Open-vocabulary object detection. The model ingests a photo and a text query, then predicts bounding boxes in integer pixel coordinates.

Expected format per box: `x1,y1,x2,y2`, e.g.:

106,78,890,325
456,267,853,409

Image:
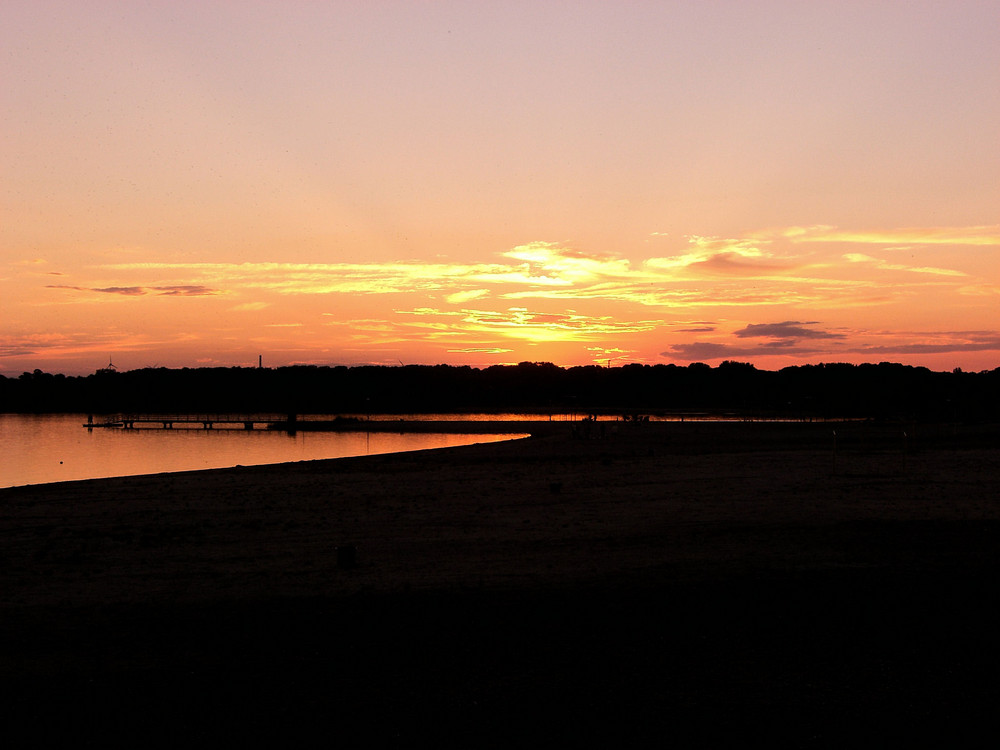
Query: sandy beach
3,420,999,746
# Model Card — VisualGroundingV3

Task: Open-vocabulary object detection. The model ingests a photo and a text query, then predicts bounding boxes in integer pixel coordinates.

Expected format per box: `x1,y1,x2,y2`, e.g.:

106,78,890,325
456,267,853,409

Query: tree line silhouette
2,361,999,422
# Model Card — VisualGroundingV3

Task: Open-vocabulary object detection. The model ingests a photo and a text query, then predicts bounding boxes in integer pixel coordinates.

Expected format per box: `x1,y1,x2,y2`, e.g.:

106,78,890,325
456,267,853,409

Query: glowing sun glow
2,2,999,375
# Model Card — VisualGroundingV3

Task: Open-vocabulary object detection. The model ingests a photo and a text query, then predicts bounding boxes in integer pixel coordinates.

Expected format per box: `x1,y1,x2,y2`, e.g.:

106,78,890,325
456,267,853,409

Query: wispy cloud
684,252,798,275
844,253,967,277
664,328,1000,362
445,289,490,304
958,283,1000,297
28,226,981,369
768,225,1000,246
446,347,513,354
0,330,174,359
101,238,802,305
585,346,638,364
644,236,793,275
665,341,826,361
95,227,979,313
155,285,220,296
104,260,565,294
851,333,1000,356
733,321,846,341
396,306,664,343
47,284,221,297
48,285,146,296
663,320,845,362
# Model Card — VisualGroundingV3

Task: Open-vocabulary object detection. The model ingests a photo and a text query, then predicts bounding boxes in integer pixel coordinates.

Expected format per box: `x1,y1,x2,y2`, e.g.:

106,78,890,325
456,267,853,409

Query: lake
0,413,528,489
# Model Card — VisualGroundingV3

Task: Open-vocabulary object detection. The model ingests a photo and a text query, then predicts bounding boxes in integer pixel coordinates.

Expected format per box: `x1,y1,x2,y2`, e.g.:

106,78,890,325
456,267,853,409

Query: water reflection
0,414,526,489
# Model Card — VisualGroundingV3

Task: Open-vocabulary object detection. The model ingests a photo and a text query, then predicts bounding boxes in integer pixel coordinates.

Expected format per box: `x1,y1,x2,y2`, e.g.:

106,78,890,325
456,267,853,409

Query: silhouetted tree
1,361,998,421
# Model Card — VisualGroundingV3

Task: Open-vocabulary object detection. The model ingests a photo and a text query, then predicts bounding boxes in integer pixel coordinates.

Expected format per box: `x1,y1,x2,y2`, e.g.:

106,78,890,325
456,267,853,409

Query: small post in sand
832,430,837,475
336,544,357,570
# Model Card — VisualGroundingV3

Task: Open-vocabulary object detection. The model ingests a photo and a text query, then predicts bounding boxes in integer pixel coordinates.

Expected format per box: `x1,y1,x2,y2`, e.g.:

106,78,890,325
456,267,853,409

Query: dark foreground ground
2,420,999,747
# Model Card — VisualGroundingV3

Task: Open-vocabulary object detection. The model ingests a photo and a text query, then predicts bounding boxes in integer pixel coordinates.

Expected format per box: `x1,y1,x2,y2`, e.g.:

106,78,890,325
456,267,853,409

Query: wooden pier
85,414,284,430
82,414,551,436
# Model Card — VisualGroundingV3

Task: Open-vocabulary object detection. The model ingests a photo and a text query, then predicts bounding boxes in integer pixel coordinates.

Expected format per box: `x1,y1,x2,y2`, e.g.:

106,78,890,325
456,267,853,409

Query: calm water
0,414,527,489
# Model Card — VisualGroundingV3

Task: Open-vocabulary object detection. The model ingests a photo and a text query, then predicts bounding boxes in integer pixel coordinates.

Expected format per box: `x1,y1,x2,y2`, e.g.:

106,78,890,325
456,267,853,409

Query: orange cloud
231,302,270,311
585,346,638,365
446,347,514,354
445,289,490,304
47,284,221,296
84,226,987,320
733,321,846,340
665,325,1000,364
771,225,1000,246
396,306,664,343
843,254,967,277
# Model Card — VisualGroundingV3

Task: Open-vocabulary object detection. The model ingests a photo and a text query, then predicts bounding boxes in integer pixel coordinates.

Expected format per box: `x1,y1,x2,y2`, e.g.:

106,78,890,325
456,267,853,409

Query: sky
3,1,999,376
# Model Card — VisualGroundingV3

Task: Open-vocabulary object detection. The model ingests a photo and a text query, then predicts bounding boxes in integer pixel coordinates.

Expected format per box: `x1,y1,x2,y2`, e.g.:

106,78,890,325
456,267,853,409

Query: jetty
83,413,559,436
85,414,284,430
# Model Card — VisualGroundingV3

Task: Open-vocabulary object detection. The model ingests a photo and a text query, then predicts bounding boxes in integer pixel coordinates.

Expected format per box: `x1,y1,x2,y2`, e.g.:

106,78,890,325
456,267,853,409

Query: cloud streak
396,306,665,343
734,322,846,341
665,329,1000,363
47,285,221,297
844,254,967,277
16,224,991,373
772,225,1000,246
94,227,980,315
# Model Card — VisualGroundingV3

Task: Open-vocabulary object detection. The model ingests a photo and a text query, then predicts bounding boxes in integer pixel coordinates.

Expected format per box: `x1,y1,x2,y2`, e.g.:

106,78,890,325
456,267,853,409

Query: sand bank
2,420,999,745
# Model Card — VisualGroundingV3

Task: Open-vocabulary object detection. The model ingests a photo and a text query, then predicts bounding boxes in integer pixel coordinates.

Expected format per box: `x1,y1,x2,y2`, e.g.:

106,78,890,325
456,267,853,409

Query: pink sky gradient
3,1,998,376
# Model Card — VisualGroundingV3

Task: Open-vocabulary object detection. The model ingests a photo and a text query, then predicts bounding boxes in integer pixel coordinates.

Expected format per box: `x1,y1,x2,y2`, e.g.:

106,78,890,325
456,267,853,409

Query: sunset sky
3,1,999,377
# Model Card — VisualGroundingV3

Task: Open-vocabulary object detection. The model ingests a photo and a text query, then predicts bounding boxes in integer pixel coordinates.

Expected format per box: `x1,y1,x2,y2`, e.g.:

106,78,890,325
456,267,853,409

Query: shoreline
3,420,999,744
